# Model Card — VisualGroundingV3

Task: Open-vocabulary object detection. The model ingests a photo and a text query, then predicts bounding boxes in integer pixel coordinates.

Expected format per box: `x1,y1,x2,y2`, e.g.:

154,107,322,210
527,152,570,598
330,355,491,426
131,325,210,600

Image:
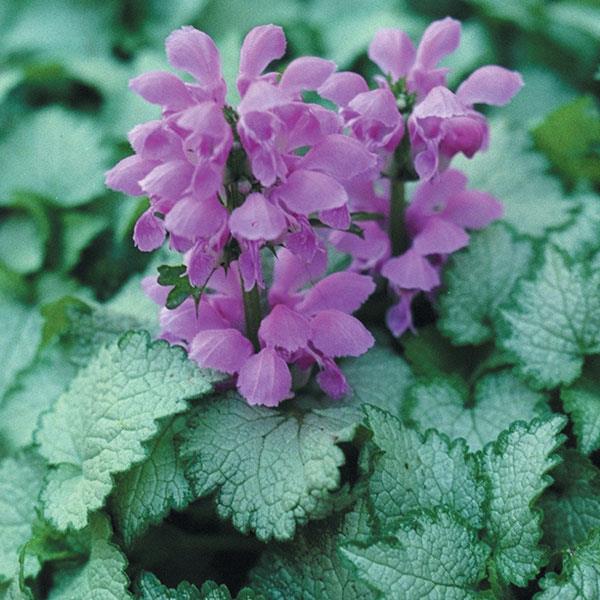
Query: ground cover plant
0,1,599,598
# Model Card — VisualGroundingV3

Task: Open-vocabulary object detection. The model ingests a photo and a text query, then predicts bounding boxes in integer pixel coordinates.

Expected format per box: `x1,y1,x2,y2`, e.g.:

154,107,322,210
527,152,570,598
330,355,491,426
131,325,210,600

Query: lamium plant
1,5,600,600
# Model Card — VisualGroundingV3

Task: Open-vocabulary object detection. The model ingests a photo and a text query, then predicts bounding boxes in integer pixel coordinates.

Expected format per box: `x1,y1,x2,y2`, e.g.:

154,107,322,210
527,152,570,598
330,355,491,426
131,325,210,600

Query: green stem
242,281,261,352
389,175,408,256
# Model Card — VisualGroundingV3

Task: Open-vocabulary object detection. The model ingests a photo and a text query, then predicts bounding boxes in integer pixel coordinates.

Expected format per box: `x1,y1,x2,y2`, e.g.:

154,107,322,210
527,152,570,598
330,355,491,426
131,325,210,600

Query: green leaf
0,301,42,401
549,194,600,260
0,345,77,455
41,297,147,366
111,416,192,547
0,215,45,275
454,119,575,237
36,332,215,531
501,248,600,389
481,416,567,586
499,66,577,127
540,450,600,552
137,571,263,599
561,360,600,454
60,212,108,272
364,405,485,531
406,371,550,452
341,508,490,599
438,224,533,345
48,513,131,600
0,108,110,207
401,325,488,381
250,507,373,599
536,528,600,599
0,450,46,582
180,346,413,541
533,96,600,185
0,0,115,59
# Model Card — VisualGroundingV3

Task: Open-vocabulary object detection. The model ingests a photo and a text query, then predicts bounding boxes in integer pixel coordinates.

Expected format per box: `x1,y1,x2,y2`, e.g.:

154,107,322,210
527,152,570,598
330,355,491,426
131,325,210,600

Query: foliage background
0,0,599,598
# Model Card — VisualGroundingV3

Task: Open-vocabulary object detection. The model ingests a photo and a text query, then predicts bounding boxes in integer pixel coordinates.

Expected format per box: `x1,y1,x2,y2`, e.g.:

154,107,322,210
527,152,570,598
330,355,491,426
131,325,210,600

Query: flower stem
389,175,408,256
242,282,262,351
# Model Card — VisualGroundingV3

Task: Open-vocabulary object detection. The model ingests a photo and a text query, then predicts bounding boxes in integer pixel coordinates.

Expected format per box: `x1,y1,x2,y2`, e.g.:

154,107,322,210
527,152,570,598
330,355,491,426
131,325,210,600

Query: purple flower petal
133,209,166,251
276,169,348,215
159,297,227,344
457,65,524,107
318,72,369,106
229,192,287,241
412,217,469,255
414,17,461,70
165,194,227,241
239,241,265,291
105,155,159,196
309,310,374,358
186,244,216,288
316,359,349,399
237,348,293,406
128,121,182,161
279,57,336,95
166,26,222,87
270,246,327,305
298,272,375,315
129,71,193,110
299,134,377,180
443,190,503,229
319,205,350,229
238,25,286,95
189,328,254,374
386,293,416,337
140,160,193,200
259,304,310,352
368,28,416,81
412,86,468,119
381,250,440,291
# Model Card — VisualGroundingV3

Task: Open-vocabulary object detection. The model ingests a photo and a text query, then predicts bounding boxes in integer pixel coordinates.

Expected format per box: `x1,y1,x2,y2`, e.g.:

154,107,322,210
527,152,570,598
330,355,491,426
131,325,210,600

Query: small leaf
0,301,42,401
533,96,600,185
111,417,193,547
438,224,533,345
536,528,600,599
341,509,490,599
0,108,110,207
137,571,264,599
406,371,550,451
0,450,46,582
540,450,600,552
250,507,373,599
481,415,567,586
364,405,485,531
47,513,131,600
180,345,413,541
501,248,600,389
36,332,215,531
562,363,600,454
0,215,45,275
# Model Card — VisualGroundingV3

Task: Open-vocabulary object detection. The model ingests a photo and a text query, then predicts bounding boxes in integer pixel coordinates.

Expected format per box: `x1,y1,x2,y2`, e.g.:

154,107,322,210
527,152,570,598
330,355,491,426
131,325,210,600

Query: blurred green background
0,0,598,307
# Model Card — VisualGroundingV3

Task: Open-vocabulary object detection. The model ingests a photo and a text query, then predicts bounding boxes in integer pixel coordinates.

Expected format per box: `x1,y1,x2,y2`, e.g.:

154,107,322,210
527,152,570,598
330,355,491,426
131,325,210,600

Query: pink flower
380,169,503,336
368,17,461,100
106,24,379,289
408,69,523,179
145,252,375,407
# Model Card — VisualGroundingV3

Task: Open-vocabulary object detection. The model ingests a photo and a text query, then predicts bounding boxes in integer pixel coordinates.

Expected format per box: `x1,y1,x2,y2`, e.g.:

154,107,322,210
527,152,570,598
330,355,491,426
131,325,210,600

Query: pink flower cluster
326,17,522,335
144,248,374,406
105,17,522,406
105,25,376,292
